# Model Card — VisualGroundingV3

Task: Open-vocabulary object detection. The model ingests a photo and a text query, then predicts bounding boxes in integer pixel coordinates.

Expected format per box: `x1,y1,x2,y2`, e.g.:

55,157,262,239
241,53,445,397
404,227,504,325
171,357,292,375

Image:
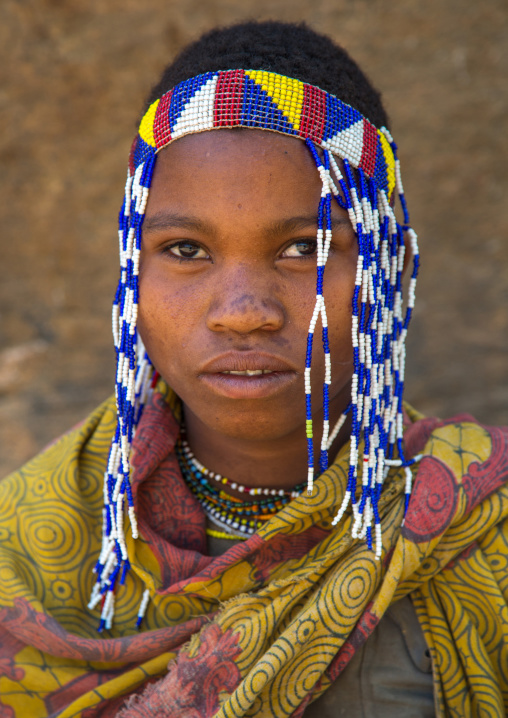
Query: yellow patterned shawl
1,388,508,718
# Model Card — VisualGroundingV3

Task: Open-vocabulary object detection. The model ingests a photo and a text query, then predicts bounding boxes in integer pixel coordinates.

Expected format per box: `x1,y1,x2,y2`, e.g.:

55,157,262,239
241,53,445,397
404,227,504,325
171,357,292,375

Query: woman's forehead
144,130,344,227
150,130,321,194
155,128,319,167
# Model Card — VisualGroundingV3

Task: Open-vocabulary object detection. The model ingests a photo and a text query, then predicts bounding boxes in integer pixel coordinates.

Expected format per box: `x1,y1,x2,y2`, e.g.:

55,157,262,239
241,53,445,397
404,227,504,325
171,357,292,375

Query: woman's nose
205,265,285,335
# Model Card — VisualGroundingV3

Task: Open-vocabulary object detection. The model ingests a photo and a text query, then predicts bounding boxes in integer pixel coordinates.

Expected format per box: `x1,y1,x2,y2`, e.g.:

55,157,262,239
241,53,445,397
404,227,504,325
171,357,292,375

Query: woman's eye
165,242,209,260
282,240,317,258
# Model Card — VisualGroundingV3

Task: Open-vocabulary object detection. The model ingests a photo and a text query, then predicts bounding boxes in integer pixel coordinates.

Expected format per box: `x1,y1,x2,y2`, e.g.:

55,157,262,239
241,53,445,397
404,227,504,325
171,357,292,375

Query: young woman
1,21,507,718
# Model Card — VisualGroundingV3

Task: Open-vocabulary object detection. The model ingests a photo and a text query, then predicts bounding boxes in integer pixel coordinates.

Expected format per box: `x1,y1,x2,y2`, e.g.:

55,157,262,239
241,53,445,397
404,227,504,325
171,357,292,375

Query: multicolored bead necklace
176,432,306,537
179,431,304,499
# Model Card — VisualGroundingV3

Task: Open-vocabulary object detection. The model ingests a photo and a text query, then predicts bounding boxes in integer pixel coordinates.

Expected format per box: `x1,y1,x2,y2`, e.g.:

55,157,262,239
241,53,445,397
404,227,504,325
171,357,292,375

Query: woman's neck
182,405,352,500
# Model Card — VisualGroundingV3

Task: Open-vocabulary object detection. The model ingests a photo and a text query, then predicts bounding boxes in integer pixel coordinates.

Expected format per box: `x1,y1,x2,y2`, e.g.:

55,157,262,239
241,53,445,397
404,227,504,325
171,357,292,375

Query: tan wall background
1,0,507,476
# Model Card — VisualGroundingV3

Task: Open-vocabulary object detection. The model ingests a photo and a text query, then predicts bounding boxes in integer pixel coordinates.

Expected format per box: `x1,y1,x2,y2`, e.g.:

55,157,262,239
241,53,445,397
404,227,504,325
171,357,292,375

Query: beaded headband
133,69,397,195
89,69,420,630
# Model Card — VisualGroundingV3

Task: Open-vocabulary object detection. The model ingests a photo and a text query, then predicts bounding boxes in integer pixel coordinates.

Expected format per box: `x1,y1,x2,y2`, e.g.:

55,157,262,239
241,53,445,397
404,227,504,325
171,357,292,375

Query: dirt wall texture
1,0,507,476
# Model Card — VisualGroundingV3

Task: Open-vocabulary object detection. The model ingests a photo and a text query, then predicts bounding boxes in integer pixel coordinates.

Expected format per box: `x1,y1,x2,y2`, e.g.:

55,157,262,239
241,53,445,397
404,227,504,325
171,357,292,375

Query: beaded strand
176,435,305,537
302,140,335,496
328,148,422,557
179,433,303,498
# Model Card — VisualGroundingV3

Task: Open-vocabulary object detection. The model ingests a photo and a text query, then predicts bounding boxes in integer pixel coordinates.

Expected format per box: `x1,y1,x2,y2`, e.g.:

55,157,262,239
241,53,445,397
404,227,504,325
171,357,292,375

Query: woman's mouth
200,370,297,399
198,353,298,399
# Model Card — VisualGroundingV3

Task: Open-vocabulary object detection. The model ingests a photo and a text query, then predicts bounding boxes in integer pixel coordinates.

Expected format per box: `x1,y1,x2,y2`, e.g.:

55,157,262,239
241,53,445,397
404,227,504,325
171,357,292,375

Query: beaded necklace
179,432,304,499
176,434,305,537
207,526,246,542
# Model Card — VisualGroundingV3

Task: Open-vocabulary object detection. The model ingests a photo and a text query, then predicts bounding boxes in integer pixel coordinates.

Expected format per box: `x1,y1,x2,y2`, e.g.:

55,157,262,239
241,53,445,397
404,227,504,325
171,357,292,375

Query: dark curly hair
144,21,389,129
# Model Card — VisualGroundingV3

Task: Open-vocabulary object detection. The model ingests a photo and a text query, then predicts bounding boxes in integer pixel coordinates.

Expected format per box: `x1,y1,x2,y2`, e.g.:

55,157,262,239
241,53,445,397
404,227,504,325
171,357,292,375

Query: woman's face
138,130,357,445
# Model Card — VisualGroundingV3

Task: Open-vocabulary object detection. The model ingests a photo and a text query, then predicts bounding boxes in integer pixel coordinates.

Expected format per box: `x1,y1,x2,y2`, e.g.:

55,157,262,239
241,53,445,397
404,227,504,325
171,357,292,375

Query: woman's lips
198,352,299,399
199,370,298,399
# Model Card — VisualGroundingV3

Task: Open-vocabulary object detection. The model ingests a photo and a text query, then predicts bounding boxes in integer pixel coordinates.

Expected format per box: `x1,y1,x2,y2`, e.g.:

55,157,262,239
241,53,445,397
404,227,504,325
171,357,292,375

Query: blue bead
366,525,373,551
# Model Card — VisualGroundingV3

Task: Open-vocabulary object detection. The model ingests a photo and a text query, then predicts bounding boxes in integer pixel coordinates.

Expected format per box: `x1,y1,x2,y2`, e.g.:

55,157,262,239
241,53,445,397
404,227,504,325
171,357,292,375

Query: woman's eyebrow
142,211,351,236
266,215,351,236
142,211,210,234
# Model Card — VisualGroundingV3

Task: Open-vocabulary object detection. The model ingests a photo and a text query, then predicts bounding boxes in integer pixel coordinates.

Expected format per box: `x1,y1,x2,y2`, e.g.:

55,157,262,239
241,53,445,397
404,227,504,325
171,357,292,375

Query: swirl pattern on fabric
0,390,507,717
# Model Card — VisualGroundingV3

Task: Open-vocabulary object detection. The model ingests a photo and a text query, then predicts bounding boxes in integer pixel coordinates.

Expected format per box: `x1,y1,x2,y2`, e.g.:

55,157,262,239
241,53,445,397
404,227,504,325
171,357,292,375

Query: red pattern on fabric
130,392,178,477
382,546,395,569
358,120,377,177
131,393,211,588
82,695,142,718
171,534,264,590
299,84,327,143
153,90,173,148
402,457,459,543
0,597,207,664
0,627,24,718
214,70,245,127
0,701,14,718
116,624,242,718
138,459,212,589
403,418,508,545
0,627,24,683
290,696,311,718
462,425,508,513
45,666,132,716
327,604,379,682
403,416,441,459
248,525,329,584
